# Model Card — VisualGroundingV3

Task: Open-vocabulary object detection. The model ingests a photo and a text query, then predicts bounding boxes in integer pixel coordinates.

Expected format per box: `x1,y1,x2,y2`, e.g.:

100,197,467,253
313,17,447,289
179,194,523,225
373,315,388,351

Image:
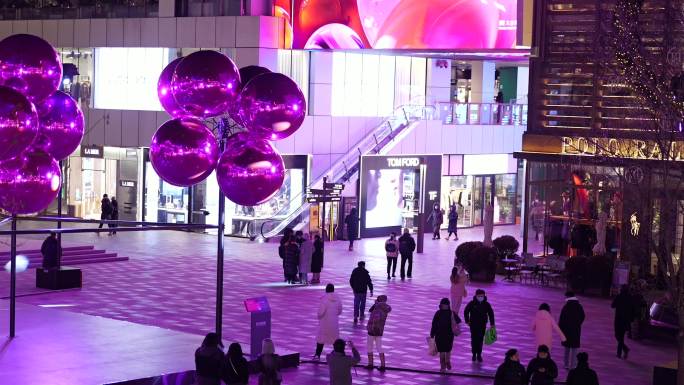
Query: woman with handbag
430,298,462,373
256,339,282,385
222,343,249,385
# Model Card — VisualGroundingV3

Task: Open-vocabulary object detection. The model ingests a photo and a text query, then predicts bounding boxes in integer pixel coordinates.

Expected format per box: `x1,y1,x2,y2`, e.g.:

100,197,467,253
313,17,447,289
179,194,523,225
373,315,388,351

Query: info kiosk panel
244,297,271,359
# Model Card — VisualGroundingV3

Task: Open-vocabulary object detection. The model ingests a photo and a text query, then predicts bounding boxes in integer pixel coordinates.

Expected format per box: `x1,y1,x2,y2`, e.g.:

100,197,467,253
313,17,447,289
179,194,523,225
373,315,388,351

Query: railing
257,104,437,239
437,102,528,126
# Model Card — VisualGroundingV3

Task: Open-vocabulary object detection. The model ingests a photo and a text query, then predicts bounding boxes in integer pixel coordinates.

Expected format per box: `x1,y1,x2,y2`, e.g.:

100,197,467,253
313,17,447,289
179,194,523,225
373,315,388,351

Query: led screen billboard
292,0,517,49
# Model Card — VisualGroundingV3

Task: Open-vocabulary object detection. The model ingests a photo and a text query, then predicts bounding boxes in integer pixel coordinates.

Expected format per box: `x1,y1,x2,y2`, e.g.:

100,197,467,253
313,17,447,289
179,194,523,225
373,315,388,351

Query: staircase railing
256,104,436,240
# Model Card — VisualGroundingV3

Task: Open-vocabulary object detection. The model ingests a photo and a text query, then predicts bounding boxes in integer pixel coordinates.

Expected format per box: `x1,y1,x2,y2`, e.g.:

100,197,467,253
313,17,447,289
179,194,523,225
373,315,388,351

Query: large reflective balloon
171,50,240,119
229,66,272,126
157,57,186,118
35,91,84,161
304,24,365,49
0,86,39,161
216,133,285,206
0,147,61,215
237,73,306,141
149,117,219,187
0,34,62,103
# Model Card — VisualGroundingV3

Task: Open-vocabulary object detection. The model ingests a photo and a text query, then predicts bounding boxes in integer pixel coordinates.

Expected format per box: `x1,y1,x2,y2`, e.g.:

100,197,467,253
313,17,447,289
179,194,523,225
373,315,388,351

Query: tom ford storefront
516,133,684,276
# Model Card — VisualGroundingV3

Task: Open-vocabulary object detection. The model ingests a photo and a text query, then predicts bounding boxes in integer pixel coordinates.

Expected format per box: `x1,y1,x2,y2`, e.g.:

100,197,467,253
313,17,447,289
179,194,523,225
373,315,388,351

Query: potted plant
492,235,520,274
455,241,483,265
468,246,497,282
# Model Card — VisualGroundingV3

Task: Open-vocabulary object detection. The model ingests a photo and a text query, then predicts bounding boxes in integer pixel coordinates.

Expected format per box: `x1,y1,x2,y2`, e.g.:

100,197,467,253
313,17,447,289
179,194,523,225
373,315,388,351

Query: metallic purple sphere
0,34,62,103
149,117,219,187
157,57,186,118
170,50,240,119
216,132,285,206
237,72,306,141
35,90,84,161
0,85,39,161
0,147,61,215
229,65,271,125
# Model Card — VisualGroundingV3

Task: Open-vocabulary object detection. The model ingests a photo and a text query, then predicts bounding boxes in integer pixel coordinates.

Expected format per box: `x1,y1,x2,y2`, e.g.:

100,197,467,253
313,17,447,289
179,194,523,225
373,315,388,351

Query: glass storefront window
67,155,117,219
441,173,517,228
57,48,94,107
495,174,516,224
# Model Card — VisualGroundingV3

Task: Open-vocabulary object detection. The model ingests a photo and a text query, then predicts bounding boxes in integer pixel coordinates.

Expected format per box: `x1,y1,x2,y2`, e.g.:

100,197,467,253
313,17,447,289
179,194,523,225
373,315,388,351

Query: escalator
255,104,436,240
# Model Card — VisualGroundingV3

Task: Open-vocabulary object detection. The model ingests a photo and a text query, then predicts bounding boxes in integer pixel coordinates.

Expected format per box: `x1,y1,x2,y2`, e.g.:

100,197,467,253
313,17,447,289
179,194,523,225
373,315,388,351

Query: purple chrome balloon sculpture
216,133,285,206
149,117,219,187
153,49,306,206
0,34,82,215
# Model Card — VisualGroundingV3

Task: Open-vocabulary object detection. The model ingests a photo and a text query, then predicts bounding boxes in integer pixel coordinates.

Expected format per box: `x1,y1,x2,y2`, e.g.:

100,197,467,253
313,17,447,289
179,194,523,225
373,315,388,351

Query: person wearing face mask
463,289,495,362
494,348,526,385
526,345,558,385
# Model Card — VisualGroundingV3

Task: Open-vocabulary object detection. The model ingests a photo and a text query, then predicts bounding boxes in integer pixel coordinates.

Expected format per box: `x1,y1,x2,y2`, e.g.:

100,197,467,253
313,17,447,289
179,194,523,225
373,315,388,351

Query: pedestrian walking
345,208,359,251
430,298,462,373
255,338,282,385
349,261,373,324
327,339,360,385
98,194,112,233
398,228,416,280
282,235,300,284
449,263,468,314
463,289,495,362
311,234,324,284
526,345,558,385
532,303,566,351
299,233,313,284
194,333,224,385
314,284,343,360
279,228,293,281
222,342,249,385
559,291,585,369
427,203,443,239
566,352,600,385
40,231,61,269
612,284,634,359
446,204,459,240
366,295,391,370
384,232,399,279
108,196,119,235
494,349,526,385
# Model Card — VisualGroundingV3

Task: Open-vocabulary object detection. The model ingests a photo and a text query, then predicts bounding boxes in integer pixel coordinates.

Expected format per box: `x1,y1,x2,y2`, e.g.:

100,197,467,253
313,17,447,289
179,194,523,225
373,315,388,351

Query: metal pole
57,160,63,268
417,163,427,253
522,160,531,254
215,124,226,339
9,215,16,338
322,177,327,242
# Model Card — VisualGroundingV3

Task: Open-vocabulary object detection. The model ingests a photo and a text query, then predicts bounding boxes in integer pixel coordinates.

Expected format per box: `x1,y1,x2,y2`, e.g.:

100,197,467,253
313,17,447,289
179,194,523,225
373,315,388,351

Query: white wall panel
57,20,74,47
425,122,442,153
312,116,331,155
234,47,259,67
11,20,27,34
121,111,140,147
73,20,90,47
493,126,505,154
90,19,107,46
310,83,332,116
0,22,12,40
311,154,331,180
256,16,281,49
138,111,158,146
195,17,216,48
106,19,124,47
176,17,196,48
158,18,177,47
140,18,159,47
105,110,122,147
42,20,58,46
27,20,42,38
293,118,314,154
274,131,295,154
235,17,260,47
215,17,236,47
123,19,142,47
86,109,106,146
330,117,349,154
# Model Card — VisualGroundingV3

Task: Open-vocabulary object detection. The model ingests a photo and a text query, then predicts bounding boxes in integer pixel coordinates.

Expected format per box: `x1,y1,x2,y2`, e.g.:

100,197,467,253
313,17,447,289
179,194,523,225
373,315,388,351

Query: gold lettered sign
521,133,684,161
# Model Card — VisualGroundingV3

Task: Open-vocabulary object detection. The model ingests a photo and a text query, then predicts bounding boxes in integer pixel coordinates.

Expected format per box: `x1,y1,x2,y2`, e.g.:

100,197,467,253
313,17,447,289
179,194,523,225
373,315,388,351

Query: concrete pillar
426,59,452,105
469,61,496,103
516,66,529,103
158,0,175,17
309,51,333,116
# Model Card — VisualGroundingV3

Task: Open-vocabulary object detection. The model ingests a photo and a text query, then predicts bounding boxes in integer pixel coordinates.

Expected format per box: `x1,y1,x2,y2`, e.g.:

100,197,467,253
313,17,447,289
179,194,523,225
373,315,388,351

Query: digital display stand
244,296,271,359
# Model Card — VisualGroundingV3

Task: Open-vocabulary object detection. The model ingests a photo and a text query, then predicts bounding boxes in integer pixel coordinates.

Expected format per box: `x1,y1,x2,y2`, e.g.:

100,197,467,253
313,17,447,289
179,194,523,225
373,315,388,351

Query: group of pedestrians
384,229,416,280
98,193,118,235
427,203,460,241
278,229,324,284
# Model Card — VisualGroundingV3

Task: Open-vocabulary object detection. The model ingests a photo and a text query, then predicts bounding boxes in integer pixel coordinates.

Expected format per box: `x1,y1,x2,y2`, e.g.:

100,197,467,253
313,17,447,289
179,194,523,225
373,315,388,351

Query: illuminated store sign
386,157,420,167
560,136,684,161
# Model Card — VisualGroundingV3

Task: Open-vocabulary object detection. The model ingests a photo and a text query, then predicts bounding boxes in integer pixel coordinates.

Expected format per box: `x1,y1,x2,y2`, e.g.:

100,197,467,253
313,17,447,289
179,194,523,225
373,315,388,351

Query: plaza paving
0,223,676,384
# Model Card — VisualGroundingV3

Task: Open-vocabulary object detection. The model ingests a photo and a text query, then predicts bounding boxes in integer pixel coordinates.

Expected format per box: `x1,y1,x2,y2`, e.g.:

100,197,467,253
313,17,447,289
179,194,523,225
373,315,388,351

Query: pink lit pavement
0,223,676,384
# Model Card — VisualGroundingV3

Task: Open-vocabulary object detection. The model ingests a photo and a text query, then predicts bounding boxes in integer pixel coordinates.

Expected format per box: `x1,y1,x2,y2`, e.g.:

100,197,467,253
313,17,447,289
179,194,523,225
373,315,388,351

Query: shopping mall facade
0,0,533,240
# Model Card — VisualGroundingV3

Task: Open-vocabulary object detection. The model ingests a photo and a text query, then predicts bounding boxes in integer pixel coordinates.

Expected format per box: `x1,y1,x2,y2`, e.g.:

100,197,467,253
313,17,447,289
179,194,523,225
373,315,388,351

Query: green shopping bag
484,326,497,345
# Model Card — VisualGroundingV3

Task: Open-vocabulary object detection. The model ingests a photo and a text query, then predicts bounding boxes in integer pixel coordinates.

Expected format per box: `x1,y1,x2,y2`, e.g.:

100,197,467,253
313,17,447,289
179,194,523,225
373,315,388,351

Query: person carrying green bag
464,289,496,362
485,326,497,345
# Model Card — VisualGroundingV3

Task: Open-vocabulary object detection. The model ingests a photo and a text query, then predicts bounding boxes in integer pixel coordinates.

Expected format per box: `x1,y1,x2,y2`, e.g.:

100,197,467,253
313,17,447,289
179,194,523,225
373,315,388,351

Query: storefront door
472,175,494,225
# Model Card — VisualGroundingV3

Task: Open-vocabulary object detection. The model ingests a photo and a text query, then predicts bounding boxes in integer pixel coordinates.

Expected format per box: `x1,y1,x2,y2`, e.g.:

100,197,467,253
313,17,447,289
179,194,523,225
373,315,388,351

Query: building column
469,61,496,103
426,59,452,105
516,66,529,103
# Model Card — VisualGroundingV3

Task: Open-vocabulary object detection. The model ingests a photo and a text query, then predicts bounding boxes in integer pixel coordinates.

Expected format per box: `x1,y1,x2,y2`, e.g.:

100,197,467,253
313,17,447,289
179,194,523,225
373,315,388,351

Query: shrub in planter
493,235,520,274
586,255,613,296
467,246,497,282
565,256,589,293
455,241,483,265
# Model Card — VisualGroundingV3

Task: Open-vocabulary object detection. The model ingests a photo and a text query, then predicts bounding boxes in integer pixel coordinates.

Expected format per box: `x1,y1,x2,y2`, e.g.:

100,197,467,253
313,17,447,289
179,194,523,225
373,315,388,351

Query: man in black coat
463,288,495,362
559,291,585,369
40,232,61,269
494,349,526,385
344,208,359,251
612,284,635,359
526,345,558,385
349,261,373,324
398,228,416,280
98,194,112,233
566,352,599,385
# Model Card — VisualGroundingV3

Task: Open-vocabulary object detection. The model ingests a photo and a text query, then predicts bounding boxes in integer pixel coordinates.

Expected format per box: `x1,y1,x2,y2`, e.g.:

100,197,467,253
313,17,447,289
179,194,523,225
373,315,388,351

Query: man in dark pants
612,284,634,359
98,194,112,234
40,232,61,269
464,288,495,362
398,228,416,280
349,261,373,324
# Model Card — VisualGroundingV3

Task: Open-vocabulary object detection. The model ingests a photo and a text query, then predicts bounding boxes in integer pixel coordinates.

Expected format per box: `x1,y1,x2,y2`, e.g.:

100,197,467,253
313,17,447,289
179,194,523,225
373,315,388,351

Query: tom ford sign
520,133,684,161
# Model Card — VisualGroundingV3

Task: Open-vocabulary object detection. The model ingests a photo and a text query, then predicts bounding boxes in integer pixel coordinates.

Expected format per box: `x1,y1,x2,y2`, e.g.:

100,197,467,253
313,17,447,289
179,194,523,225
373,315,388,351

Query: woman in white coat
532,303,566,350
314,283,343,360
299,233,313,284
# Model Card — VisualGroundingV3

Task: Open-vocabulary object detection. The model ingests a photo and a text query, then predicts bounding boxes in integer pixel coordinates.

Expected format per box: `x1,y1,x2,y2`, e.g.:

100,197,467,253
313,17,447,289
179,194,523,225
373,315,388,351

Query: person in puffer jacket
366,295,391,371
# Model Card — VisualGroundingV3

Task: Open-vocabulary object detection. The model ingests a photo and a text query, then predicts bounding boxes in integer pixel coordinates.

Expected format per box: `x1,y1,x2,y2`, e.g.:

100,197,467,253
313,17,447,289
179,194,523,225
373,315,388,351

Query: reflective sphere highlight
0,85,39,161
0,147,61,215
36,90,84,161
0,34,62,103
